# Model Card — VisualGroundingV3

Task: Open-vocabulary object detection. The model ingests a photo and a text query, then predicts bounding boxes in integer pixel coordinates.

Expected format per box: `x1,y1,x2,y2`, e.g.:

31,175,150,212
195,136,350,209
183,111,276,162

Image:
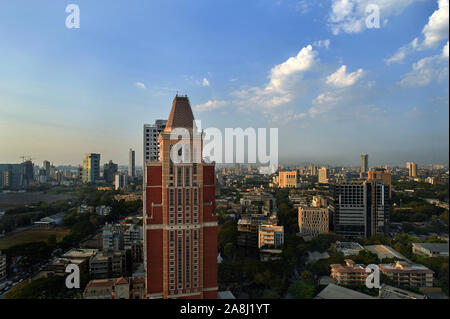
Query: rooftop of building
379,285,426,299
85,276,144,289
218,291,236,299
330,259,367,273
62,248,98,259
164,95,195,132
412,242,449,253
364,244,410,262
315,283,375,299
379,261,433,273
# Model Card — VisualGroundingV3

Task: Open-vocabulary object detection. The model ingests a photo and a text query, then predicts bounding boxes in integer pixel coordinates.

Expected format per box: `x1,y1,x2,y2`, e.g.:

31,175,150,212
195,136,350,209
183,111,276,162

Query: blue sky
0,0,448,167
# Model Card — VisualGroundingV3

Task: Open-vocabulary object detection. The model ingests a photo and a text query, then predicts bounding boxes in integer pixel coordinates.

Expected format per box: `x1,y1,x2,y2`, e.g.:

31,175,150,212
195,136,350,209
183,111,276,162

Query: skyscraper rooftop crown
164,95,195,132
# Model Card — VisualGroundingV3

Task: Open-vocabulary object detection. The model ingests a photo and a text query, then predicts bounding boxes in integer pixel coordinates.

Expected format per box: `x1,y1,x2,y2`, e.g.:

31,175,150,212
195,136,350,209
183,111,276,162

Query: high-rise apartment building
144,95,217,299
235,163,241,175
129,148,136,178
21,160,34,186
406,162,417,177
0,164,23,188
368,168,392,198
309,164,317,176
114,172,128,190
318,166,328,184
103,160,118,184
361,154,368,173
43,160,51,178
143,120,167,164
333,180,390,238
82,153,100,183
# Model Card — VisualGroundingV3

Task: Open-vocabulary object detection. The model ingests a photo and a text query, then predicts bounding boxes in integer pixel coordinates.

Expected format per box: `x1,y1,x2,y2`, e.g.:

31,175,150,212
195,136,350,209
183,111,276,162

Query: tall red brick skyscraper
144,95,218,299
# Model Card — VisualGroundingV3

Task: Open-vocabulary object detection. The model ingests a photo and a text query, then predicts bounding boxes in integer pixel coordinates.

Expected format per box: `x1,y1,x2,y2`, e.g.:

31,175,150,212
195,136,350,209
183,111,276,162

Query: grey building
333,180,390,238
143,120,167,165
128,148,135,178
103,160,118,184
0,164,23,188
89,250,127,279
103,224,125,251
361,154,368,173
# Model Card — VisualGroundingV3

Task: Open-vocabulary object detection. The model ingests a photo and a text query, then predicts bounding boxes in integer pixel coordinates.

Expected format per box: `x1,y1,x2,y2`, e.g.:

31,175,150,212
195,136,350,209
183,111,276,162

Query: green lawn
0,228,70,250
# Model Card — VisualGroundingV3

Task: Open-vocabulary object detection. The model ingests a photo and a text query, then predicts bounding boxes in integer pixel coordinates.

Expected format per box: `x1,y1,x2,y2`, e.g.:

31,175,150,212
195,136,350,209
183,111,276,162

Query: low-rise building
237,217,260,248
334,241,365,256
412,243,449,258
78,204,94,214
33,217,56,229
96,205,112,216
258,224,284,249
298,206,329,237
379,261,434,287
277,171,298,188
89,250,127,279
330,259,368,286
83,276,145,299
103,224,125,251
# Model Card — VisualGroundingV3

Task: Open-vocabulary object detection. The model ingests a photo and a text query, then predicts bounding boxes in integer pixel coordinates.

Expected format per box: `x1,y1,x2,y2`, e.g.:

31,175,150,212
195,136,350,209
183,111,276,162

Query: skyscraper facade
144,95,217,299
129,148,136,178
82,153,100,183
114,172,128,190
368,168,392,198
143,120,167,164
43,160,51,177
361,154,368,173
333,180,390,238
318,166,328,184
104,160,118,184
0,164,23,188
406,162,417,177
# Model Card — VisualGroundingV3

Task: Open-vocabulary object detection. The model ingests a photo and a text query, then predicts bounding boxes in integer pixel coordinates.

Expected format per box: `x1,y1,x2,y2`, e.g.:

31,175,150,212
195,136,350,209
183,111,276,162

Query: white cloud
385,46,409,65
399,42,449,87
328,0,420,35
269,109,308,124
194,100,226,112
309,92,342,118
313,39,331,49
232,44,319,109
386,0,449,65
202,78,210,87
267,44,318,93
135,82,146,89
326,65,364,88
443,40,449,58
419,0,449,49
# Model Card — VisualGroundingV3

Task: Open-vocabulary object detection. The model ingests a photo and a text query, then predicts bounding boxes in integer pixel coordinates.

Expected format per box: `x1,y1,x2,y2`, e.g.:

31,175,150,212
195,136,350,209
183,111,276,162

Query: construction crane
20,156,34,163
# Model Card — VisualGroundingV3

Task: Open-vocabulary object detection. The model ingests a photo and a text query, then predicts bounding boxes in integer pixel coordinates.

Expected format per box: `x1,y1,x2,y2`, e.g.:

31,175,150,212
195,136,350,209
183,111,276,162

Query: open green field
0,228,70,250
0,191,75,210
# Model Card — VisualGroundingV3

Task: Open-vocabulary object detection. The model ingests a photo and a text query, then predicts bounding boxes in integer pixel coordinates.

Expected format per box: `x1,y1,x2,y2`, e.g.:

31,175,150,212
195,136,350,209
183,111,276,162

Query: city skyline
0,0,449,166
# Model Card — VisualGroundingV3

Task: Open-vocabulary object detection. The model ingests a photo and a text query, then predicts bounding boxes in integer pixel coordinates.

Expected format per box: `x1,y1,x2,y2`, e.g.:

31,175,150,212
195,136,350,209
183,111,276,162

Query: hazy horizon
1,1,449,167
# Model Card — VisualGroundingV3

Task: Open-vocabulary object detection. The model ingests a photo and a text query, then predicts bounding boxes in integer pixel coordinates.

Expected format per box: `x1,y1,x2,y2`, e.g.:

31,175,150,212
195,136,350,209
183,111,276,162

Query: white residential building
143,120,167,164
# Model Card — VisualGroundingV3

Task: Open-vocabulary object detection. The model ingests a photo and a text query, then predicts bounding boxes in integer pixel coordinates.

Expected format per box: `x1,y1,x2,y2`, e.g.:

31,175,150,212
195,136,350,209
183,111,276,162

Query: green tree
288,280,316,299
